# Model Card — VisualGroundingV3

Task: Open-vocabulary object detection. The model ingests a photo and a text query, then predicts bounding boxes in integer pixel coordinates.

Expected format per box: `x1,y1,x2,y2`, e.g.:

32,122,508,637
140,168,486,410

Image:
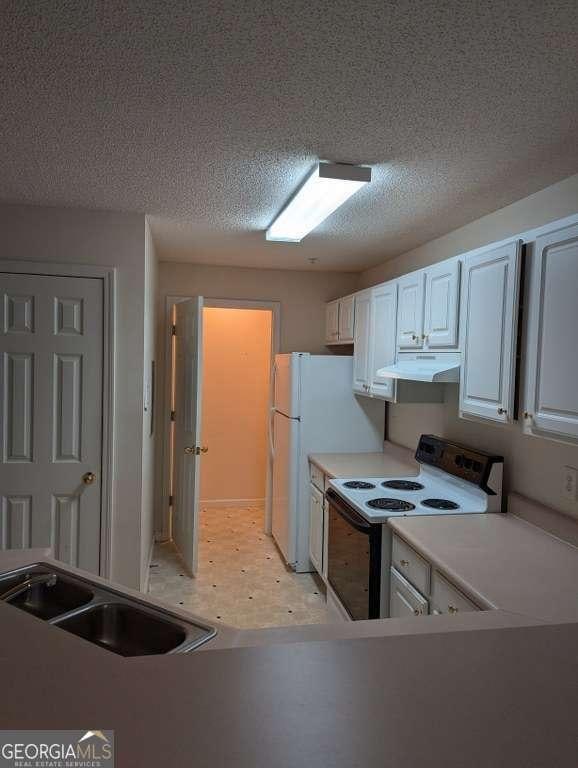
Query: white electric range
325,435,503,621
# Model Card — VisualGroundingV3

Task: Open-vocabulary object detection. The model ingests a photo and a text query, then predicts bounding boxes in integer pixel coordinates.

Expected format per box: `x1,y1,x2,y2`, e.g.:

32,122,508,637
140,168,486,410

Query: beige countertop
389,498,578,623
309,441,418,479
1,594,577,767
1,541,578,764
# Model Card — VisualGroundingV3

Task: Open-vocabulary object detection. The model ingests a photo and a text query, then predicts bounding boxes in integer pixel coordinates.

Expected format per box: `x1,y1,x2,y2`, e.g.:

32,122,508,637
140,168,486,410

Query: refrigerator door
274,353,302,418
271,411,300,566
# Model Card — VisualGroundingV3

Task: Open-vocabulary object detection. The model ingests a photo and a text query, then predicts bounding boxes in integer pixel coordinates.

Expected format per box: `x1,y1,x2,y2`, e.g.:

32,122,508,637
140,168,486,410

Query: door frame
159,295,280,542
0,260,116,579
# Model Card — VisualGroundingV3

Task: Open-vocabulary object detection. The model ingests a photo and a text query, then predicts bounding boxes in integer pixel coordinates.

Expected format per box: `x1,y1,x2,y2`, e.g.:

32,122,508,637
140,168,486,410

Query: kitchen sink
0,563,216,655
56,603,189,656
0,574,93,620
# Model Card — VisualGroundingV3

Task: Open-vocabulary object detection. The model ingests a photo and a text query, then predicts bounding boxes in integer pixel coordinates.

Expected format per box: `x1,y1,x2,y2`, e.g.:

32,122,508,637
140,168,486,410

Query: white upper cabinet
325,299,340,344
423,260,460,349
368,280,397,400
338,294,355,343
523,223,578,442
397,270,425,349
352,289,372,394
396,261,460,351
325,295,355,344
459,241,521,423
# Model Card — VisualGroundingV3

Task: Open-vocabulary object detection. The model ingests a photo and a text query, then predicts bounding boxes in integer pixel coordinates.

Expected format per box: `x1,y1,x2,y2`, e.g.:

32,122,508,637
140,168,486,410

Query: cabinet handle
411,333,417,341
448,605,459,614
400,559,410,567
413,608,421,616
523,411,532,419
421,333,427,341
497,407,507,415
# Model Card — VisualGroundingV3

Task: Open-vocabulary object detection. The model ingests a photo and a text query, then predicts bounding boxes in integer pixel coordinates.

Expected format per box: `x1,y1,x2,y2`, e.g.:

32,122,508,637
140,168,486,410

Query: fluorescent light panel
266,162,371,243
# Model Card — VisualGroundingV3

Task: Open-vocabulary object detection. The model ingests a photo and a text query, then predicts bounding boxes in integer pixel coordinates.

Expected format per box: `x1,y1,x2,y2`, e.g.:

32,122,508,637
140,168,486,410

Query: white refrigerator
271,353,385,572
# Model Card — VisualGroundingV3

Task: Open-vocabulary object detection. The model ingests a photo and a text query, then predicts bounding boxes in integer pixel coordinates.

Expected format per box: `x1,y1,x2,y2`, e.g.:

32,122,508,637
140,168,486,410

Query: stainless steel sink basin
0,563,216,655
56,603,189,656
0,573,93,620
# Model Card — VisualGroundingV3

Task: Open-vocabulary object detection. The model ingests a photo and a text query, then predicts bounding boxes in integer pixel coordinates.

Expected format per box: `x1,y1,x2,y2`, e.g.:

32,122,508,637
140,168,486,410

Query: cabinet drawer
309,462,325,491
389,567,428,618
392,534,431,595
431,571,479,615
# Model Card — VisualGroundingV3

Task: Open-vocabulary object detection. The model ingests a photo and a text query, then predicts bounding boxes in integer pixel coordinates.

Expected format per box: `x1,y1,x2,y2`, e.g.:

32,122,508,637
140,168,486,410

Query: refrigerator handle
269,407,276,458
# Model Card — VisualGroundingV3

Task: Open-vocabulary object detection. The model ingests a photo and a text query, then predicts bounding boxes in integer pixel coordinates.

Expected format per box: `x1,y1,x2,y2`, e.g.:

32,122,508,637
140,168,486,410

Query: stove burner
366,498,416,511
421,498,460,510
343,481,376,490
382,480,425,491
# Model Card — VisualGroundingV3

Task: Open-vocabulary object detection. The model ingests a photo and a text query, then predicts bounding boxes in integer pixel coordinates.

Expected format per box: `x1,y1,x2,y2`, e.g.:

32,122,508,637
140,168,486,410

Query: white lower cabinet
389,534,481,618
523,223,578,443
308,483,324,575
431,571,480,615
389,567,429,618
459,240,521,423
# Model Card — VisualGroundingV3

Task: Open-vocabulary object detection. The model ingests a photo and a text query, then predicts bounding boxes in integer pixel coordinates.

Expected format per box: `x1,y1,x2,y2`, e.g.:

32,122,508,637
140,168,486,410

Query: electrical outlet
562,466,577,502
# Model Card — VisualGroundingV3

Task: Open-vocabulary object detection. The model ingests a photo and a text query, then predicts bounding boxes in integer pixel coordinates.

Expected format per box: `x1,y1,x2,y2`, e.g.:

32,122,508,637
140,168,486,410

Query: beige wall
361,174,578,519
200,308,271,504
158,262,359,354
0,203,151,589
360,173,578,288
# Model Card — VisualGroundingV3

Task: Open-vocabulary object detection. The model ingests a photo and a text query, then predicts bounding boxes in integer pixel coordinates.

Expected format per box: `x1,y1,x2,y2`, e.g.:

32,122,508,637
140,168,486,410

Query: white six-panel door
459,241,521,423
423,259,460,349
0,273,103,572
396,271,425,349
524,224,578,441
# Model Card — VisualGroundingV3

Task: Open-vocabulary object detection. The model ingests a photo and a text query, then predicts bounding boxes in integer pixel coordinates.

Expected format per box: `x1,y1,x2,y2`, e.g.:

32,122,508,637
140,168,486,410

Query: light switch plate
562,466,577,502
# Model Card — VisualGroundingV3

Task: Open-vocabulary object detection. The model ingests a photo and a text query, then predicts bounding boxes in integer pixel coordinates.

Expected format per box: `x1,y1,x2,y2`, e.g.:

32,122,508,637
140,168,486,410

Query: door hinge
171,324,177,336
170,410,176,422
169,494,174,507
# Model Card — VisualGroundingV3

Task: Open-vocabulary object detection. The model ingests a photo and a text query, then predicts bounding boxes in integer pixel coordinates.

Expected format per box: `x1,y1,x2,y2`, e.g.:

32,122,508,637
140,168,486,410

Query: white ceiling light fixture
266,162,372,243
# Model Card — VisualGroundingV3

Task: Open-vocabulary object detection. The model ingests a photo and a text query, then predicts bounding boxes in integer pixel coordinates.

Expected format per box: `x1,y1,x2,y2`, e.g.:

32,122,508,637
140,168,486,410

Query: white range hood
376,353,461,383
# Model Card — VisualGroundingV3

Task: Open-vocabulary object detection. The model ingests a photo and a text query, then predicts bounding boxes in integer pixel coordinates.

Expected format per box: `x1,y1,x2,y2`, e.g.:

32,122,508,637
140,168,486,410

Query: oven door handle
326,489,372,532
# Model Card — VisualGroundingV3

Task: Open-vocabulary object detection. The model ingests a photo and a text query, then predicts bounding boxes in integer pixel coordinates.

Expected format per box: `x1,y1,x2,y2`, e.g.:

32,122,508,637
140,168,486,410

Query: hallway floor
148,505,331,629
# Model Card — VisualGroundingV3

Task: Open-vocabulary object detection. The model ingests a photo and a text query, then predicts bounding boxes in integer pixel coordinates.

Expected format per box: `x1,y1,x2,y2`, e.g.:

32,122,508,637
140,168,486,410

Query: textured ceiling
1,1,578,271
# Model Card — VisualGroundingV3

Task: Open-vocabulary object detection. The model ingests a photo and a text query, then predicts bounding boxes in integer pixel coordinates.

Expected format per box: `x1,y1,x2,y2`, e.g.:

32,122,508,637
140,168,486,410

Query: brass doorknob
82,472,96,485
199,446,209,454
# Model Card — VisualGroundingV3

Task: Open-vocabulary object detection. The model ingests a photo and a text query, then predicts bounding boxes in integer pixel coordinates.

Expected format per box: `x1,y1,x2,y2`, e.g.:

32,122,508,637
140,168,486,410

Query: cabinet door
423,259,460,349
352,289,372,395
338,295,355,342
389,567,428,618
308,484,324,575
524,224,578,441
369,281,397,400
396,271,425,349
431,571,479,614
460,241,521,423
325,300,340,344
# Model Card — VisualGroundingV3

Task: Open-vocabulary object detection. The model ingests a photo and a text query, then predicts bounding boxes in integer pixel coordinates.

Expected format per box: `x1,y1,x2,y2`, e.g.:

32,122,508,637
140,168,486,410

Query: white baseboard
200,498,266,509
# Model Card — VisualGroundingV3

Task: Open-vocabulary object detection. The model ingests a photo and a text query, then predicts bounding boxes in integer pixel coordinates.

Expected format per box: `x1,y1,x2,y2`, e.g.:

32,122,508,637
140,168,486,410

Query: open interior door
172,297,204,576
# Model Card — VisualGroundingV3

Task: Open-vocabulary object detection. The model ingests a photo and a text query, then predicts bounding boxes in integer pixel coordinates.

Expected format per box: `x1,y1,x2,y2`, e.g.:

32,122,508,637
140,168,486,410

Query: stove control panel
415,434,503,490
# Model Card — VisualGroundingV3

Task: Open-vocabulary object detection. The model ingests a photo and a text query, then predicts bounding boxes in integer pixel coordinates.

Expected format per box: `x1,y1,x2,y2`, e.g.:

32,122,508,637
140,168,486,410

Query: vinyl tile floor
148,505,332,629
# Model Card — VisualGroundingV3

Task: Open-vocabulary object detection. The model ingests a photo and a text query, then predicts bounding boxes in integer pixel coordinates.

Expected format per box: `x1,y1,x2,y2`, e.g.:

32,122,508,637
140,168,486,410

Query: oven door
326,489,382,620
